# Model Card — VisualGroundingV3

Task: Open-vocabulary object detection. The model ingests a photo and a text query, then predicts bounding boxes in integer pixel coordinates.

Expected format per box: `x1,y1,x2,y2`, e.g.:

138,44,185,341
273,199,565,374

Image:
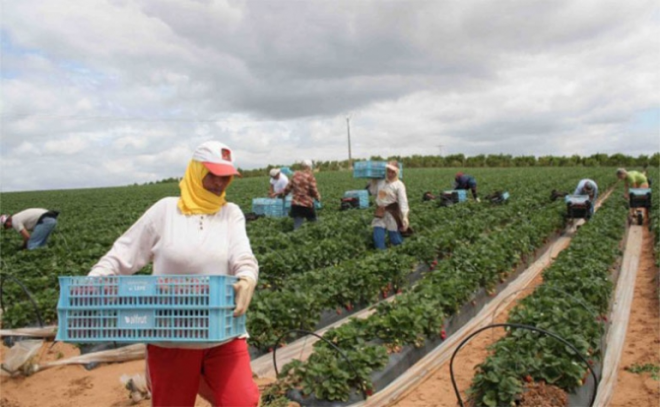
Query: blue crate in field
442,189,467,203
280,167,293,177
343,190,369,208
56,275,246,343
353,161,404,179
284,195,321,211
252,198,286,217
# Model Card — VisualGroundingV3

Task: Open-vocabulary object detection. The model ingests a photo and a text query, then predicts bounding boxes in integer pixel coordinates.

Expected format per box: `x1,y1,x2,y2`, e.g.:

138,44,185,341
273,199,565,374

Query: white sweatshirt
89,197,258,348
89,197,258,282
368,179,409,231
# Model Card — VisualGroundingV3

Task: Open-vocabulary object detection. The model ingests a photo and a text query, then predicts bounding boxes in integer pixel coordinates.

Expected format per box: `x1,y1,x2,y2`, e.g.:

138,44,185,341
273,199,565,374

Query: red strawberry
365,389,374,396
524,375,533,383
440,330,447,340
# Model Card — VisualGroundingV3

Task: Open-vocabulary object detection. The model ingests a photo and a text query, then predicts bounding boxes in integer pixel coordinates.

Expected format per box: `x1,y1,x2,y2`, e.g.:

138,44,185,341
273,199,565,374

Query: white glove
233,276,257,317
476,197,481,203
402,214,410,231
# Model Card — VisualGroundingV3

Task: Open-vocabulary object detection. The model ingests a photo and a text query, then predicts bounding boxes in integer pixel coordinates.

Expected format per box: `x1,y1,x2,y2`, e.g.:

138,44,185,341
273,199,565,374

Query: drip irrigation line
272,329,366,400
449,323,598,407
0,273,45,329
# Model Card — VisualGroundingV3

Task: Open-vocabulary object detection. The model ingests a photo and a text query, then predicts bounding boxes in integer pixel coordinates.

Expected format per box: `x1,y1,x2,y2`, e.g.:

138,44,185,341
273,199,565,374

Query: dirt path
0,341,275,407
610,226,660,407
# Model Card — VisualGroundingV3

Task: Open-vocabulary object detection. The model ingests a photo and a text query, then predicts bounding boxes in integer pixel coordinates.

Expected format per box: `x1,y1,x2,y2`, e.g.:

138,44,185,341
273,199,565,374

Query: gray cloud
1,0,658,191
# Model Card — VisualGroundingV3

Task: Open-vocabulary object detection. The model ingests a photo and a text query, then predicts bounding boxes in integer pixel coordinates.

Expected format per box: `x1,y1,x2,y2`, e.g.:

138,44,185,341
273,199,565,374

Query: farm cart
564,195,593,225
628,188,652,225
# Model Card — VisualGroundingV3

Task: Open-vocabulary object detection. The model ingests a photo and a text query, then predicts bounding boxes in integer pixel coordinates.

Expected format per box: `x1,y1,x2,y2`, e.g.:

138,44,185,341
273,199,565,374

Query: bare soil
610,226,660,407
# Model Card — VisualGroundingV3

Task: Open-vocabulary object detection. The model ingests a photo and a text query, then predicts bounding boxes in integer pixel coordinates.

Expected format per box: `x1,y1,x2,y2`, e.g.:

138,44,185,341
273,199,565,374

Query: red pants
147,339,259,407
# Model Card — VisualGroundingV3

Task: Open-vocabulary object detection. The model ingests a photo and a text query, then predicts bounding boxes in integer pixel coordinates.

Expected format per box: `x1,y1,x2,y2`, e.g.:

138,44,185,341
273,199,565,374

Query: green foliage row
468,188,628,407
262,171,618,404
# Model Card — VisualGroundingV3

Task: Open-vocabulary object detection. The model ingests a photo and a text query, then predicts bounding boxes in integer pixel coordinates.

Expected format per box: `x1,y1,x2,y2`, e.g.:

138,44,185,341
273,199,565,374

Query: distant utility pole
346,115,353,168
437,144,444,156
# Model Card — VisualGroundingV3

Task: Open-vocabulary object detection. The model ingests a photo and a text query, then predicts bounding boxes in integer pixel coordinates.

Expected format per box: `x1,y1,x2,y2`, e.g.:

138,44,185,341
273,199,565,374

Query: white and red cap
192,141,240,177
386,160,399,174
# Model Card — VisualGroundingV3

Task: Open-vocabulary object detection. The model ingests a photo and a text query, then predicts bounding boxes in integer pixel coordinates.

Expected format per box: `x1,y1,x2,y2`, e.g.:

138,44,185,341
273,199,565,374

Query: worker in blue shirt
573,179,598,216
454,172,479,201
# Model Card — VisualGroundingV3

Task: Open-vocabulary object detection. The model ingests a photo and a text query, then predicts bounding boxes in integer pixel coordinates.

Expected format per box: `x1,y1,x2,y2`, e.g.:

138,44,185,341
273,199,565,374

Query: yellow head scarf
178,160,231,215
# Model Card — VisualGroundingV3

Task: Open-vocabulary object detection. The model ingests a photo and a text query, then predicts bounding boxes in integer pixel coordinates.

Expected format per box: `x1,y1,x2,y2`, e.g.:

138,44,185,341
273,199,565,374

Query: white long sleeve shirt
89,197,258,282
368,179,409,231
89,197,258,348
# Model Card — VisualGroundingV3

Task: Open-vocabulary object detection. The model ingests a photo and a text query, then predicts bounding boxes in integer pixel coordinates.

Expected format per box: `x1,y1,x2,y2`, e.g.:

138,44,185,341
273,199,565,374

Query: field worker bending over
616,168,650,196
369,161,410,250
1,209,59,250
268,168,289,197
574,179,598,216
88,140,260,407
282,159,321,230
454,172,480,202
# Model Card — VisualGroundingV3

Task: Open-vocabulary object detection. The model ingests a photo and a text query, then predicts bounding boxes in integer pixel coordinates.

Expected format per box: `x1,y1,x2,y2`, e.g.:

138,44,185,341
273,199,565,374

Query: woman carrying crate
282,159,321,230
88,140,260,407
368,161,410,250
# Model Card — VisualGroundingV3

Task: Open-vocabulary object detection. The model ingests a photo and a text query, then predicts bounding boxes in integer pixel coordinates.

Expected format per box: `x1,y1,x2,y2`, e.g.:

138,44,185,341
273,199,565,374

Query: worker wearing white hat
268,168,289,197
368,160,410,249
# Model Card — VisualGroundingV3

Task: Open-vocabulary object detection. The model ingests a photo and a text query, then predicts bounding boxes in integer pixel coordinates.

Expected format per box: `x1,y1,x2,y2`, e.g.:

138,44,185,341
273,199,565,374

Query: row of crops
0,166,644,406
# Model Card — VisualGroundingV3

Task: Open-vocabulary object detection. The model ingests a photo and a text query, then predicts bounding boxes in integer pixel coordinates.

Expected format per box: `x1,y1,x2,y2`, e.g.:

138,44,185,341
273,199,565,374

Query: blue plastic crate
353,161,404,179
280,167,293,177
442,190,467,202
344,190,369,208
56,275,246,343
252,198,286,217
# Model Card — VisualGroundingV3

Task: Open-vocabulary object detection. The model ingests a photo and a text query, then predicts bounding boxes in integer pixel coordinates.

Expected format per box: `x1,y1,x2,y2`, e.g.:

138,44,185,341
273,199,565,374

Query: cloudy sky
1,0,658,192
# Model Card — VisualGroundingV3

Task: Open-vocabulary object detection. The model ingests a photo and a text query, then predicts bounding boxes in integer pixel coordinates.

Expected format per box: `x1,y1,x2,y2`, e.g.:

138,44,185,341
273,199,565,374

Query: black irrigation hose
272,329,367,400
0,273,45,328
449,323,599,407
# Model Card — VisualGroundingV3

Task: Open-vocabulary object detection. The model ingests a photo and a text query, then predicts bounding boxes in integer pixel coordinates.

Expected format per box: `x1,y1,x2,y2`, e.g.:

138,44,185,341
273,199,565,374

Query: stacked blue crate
353,161,404,179
252,198,286,217
343,190,370,208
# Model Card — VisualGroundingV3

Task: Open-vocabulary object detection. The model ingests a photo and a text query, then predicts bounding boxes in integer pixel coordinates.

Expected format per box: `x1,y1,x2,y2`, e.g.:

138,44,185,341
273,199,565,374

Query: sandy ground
610,226,660,407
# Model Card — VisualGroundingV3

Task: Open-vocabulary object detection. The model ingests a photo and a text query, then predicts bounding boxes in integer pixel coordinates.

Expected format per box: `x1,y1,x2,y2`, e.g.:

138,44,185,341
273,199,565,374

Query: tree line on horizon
146,152,659,185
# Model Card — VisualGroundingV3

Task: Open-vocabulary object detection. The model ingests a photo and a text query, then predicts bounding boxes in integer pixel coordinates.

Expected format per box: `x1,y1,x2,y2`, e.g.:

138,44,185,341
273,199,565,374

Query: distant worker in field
87,140,260,407
616,168,650,196
454,172,480,202
282,159,321,230
268,168,289,197
573,179,598,216
1,209,59,250
368,161,410,250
